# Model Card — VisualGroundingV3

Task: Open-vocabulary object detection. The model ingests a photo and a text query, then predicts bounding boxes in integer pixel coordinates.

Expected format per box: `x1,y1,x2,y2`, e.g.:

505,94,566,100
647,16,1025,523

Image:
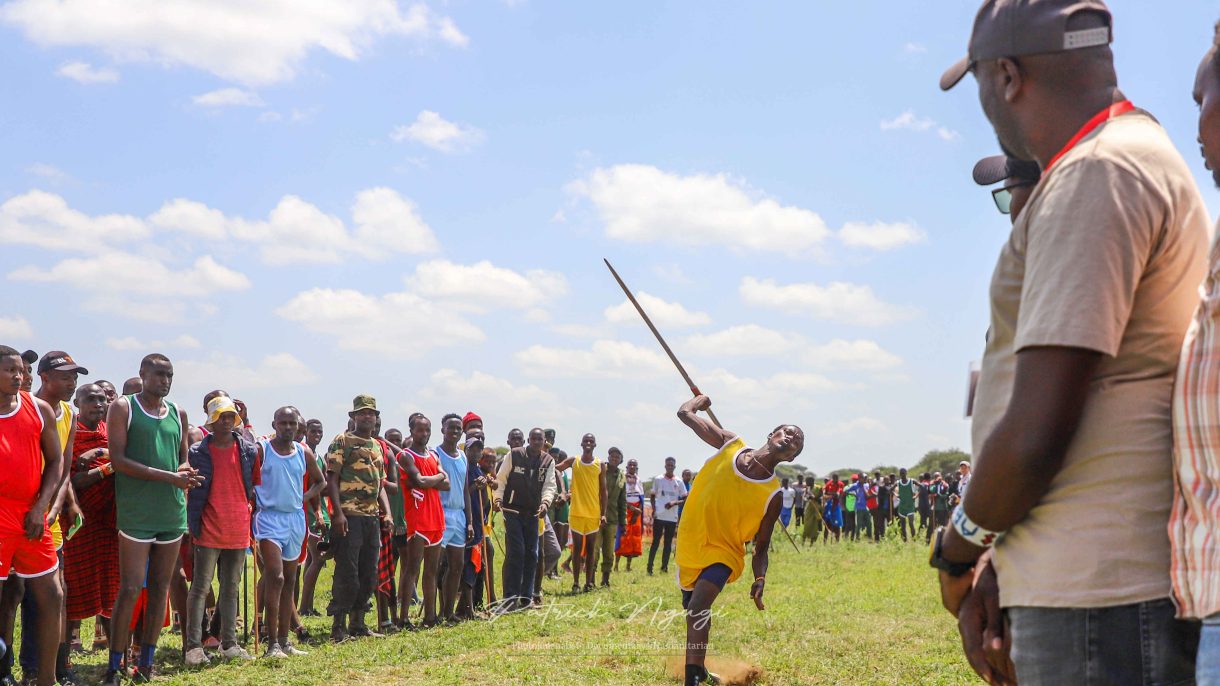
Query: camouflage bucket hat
350,394,379,416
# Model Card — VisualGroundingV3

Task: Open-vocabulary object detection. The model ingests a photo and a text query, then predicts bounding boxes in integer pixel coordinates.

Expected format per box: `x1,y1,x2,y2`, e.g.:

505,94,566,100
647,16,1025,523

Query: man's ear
997,57,1024,103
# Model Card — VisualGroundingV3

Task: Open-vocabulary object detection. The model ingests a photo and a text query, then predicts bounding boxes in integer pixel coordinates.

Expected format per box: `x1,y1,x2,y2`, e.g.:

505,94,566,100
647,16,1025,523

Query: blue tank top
435,444,466,511
255,439,306,513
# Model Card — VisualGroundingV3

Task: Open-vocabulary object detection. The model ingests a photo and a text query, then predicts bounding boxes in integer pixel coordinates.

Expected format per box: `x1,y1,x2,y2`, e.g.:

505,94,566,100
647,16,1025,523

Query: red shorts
0,530,59,580
408,525,443,547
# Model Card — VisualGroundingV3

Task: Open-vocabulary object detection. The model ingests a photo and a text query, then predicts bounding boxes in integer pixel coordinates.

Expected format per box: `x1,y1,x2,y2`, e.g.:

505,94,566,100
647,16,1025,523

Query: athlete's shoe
219,644,253,661
183,648,210,667
281,642,309,657
261,644,287,659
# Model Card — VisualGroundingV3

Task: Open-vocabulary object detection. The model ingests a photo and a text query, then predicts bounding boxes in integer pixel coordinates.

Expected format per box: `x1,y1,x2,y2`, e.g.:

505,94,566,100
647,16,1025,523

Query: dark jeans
327,514,380,622
648,520,676,572
502,511,538,606
897,513,916,541
186,546,243,650
1008,598,1198,685
872,510,888,541
854,510,871,541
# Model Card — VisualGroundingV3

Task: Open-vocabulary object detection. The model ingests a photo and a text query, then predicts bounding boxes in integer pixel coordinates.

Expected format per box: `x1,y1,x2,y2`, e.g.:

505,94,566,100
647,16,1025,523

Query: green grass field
52,536,974,685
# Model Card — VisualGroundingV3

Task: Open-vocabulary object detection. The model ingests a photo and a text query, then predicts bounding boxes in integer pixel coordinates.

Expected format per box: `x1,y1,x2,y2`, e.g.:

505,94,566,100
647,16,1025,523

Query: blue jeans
501,511,538,606
1008,598,1198,685
1199,614,1220,685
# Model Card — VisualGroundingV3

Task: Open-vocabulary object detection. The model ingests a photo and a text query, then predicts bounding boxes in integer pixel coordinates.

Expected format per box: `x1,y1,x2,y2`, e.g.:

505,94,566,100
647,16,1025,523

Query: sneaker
218,644,253,661
348,625,384,638
184,647,210,666
261,644,287,659
281,642,309,657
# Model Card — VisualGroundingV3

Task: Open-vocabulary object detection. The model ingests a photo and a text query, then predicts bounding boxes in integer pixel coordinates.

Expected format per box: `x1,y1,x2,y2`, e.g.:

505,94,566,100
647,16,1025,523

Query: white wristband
951,503,1002,548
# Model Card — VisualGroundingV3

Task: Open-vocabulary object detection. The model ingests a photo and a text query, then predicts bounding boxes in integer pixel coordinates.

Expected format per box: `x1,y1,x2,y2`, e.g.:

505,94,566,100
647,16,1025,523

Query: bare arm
942,347,1101,563
749,493,783,610
599,463,607,519
678,395,733,449
302,446,326,503
382,446,400,495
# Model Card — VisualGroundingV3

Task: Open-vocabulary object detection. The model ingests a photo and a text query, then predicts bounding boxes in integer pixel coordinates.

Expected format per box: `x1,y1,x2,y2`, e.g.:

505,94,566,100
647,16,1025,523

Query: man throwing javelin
673,395,803,686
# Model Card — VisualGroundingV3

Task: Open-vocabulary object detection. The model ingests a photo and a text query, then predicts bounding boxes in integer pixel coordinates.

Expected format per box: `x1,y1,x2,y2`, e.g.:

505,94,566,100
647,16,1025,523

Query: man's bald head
121,377,142,394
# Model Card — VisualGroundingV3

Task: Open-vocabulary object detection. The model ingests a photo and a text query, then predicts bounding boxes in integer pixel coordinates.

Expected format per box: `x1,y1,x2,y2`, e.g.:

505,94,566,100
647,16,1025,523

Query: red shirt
195,441,251,549
0,391,44,535
865,486,879,510
401,448,444,532
824,480,844,497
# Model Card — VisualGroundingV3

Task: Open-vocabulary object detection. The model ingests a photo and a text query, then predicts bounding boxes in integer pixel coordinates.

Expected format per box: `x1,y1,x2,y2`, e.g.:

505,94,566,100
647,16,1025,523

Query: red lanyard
1044,100,1134,172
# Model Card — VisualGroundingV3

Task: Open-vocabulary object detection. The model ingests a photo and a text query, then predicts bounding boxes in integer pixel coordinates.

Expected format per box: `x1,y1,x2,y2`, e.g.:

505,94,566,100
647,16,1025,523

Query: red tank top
0,391,46,530
401,448,444,531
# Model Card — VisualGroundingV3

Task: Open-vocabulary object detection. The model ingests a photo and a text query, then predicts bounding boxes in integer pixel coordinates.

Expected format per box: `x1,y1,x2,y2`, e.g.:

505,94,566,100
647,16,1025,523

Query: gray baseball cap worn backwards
940,0,1113,91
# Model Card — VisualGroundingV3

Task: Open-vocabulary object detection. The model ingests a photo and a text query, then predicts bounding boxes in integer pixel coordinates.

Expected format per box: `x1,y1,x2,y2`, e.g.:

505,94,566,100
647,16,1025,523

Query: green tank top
897,479,916,512
115,394,187,534
387,446,406,530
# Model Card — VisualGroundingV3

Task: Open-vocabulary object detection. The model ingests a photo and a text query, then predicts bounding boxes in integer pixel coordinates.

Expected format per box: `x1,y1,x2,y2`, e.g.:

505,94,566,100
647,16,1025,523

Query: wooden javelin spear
603,258,801,554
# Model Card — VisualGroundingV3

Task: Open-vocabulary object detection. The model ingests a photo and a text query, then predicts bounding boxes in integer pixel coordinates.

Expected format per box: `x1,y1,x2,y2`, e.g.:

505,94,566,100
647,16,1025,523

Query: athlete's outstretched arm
677,395,733,449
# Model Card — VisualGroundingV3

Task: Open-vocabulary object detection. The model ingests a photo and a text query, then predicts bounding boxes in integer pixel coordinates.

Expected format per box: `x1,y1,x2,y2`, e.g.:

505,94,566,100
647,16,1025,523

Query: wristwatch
928,527,975,577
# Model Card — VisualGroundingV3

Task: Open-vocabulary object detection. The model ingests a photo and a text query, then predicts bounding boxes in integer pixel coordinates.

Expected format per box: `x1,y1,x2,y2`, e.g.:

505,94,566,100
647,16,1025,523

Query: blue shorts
442,508,467,548
680,563,733,609
779,506,793,527
253,509,306,561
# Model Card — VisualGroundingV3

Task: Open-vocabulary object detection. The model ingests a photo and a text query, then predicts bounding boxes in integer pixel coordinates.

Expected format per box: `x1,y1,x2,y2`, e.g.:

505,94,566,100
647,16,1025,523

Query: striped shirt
1171,226,1220,619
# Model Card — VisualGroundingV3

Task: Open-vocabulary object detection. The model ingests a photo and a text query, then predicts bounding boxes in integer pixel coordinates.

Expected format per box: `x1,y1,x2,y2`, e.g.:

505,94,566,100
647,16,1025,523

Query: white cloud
804,339,902,371
903,42,927,54
838,221,926,250
351,188,441,255
105,334,201,351
515,340,670,379
412,368,563,416
0,190,148,250
391,110,484,153
821,417,888,436
174,352,318,391
684,324,802,357
192,87,263,107
700,368,838,408
56,60,118,83
10,251,251,297
276,288,485,359
25,164,69,183
409,260,567,312
151,189,440,264
1,0,467,86
0,316,33,340
548,323,611,339
604,292,710,329
740,276,916,327
880,110,959,141
567,164,830,252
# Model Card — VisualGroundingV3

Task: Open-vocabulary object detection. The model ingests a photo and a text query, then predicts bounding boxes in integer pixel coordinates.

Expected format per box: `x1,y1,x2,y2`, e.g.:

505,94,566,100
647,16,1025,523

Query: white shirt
651,474,687,523
781,487,796,509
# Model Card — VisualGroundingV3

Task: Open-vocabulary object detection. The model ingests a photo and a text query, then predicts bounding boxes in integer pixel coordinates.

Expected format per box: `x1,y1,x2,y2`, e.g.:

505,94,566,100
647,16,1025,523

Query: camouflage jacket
326,432,385,517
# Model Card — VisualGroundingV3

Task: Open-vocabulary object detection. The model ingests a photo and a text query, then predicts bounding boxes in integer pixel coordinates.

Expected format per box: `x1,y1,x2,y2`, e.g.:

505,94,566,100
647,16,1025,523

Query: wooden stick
252,546,260,653
603,258,722,428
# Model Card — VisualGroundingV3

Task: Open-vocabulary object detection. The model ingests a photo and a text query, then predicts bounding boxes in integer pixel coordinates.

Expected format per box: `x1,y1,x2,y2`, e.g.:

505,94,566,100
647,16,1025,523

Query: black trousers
648,520,676,572
327,514,380,623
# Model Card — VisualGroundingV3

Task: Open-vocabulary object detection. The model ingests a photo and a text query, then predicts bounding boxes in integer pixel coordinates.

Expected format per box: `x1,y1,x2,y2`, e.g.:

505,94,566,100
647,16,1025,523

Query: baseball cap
350,393,379,416
940,0,1113,91
37,351,89,376
959,460,971,467
972,155,1042,186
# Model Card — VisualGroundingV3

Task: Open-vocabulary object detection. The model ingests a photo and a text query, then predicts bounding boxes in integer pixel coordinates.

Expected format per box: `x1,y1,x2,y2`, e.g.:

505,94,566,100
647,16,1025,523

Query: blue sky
1,0,1217,477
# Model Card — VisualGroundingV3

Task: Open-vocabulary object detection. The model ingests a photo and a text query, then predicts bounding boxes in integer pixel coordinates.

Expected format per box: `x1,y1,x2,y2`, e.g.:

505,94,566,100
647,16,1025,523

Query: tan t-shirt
972,109,1209,609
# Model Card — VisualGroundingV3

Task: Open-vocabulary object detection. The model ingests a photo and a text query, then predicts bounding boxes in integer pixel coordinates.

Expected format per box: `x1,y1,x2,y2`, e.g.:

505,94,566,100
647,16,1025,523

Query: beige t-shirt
972,109,1209,609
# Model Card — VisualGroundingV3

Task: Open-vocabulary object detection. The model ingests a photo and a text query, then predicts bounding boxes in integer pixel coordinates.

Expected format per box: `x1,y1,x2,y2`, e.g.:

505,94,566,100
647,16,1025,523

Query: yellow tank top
48,400,72,549
569,456,601,521
675,436,779,590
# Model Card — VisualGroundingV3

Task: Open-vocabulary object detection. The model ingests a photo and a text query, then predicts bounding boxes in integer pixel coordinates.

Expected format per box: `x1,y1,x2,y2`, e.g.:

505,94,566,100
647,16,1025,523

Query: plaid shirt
1171,235,1220,619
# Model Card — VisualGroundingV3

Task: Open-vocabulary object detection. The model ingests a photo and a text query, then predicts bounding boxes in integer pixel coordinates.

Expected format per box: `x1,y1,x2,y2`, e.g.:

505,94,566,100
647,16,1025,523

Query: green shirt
604,465,627,526
115,395,186,535
325,432,385,517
